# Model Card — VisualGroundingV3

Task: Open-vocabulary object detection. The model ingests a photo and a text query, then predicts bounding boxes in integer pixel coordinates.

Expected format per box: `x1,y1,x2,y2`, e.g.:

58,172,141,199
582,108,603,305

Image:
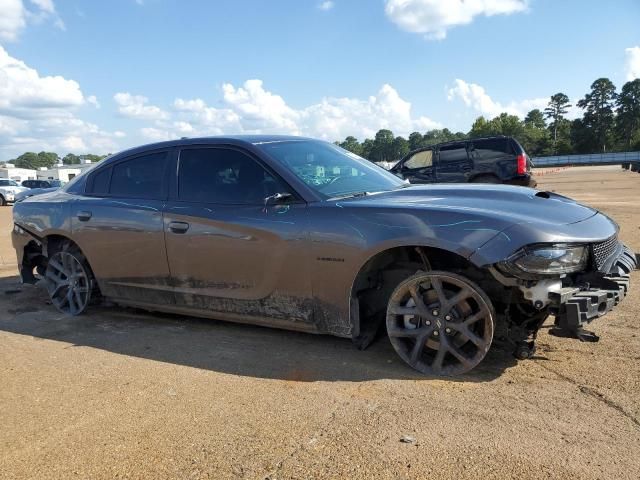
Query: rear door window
438,144,469,163
404,150,433,169
86,151,168,198
471,138,512,160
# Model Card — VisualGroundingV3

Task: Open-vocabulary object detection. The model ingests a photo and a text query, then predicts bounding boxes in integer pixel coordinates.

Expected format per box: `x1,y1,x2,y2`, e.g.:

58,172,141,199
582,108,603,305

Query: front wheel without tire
45,243,93,315
386,271,495,376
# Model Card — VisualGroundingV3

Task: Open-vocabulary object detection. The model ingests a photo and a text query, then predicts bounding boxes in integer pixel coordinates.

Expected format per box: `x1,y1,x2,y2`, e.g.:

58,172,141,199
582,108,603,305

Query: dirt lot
1,166,639,479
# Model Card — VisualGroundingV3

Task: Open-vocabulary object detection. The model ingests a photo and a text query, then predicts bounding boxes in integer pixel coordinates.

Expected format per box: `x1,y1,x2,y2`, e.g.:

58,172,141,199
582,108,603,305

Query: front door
163,146,313,327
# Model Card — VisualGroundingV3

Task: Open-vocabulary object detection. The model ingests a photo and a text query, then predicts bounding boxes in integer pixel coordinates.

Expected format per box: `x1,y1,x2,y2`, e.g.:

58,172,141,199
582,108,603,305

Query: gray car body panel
11,136,620,338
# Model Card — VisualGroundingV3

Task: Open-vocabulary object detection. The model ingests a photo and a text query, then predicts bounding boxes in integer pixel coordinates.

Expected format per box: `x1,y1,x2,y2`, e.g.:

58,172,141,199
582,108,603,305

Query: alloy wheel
45,251,91,315
386,271,494,376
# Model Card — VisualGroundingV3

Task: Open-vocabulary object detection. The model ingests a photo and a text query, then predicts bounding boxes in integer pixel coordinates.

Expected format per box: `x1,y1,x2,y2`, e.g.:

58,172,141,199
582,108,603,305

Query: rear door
435,143,472,183
163,145,313,326
395,149,435,183
71,149,174,305
468,138,515,179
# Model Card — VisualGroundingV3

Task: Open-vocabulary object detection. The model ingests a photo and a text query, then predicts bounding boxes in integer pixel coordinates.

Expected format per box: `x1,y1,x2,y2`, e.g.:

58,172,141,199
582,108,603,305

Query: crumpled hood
344,184,597,227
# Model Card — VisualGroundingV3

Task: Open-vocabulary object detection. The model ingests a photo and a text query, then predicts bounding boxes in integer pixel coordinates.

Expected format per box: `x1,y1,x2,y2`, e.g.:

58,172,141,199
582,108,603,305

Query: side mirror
264,192,294,207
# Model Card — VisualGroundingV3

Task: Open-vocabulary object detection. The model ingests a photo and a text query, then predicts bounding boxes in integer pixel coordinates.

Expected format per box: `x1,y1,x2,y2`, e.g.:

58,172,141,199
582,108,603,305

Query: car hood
342,184,597,227
0,185,27,194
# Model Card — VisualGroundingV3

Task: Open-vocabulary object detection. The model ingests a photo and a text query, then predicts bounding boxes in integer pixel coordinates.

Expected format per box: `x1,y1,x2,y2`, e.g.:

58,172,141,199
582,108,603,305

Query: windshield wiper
328,191,369,200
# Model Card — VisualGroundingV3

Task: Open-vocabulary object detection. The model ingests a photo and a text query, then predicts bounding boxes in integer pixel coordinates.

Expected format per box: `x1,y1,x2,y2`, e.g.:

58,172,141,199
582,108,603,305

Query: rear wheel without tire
45,243,93,315
386,271,495,376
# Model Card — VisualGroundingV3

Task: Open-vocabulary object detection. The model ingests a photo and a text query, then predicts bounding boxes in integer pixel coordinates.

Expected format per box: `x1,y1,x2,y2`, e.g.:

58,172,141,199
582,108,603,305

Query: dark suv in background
22,180,63,189
391,135,536,187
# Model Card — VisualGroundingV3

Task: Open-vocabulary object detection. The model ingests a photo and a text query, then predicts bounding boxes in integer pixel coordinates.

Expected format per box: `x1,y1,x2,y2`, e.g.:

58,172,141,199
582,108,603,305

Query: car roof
399,135,513,161
107,135,318,161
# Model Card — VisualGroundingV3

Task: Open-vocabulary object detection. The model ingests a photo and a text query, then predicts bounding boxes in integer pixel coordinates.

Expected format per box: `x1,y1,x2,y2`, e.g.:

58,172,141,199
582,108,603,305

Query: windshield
49,180,63,187
0,179,19,187
257,140,405,198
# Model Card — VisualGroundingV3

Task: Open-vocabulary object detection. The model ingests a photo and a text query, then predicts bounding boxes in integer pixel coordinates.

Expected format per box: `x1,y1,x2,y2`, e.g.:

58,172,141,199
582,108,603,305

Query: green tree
577,78,617,152
524,109,546,129
392,136,410,160
615,79,640,150
408,131,424,150
522,109,551,156
360,138,375,160
338,136,363,156
469,116,493,137
37,151,60,167
13,151,58,169
63,153,81,165
543,93,571,152
371,129,395,162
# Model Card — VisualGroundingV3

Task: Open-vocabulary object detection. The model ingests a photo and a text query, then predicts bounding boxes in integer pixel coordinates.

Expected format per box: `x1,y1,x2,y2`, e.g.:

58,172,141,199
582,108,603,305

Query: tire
386,271,495,376
471,174,500,184
44,240,95,315
0,195,5,206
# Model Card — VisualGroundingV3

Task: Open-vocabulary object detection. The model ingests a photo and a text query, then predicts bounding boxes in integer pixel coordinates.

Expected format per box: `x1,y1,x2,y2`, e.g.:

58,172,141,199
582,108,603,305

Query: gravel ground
0,166,639,479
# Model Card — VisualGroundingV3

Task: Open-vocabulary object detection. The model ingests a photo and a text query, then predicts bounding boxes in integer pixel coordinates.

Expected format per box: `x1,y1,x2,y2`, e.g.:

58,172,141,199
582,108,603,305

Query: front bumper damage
549,244,637,341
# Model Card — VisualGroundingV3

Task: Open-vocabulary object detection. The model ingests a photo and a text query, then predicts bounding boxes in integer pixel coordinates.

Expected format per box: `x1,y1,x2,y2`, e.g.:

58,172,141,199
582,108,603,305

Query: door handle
168,221,189,234
77,211,92,222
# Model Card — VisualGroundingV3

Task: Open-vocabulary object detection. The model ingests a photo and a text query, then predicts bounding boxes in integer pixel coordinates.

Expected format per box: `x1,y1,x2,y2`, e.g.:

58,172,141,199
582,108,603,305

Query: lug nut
433,330,439,336
432,309,439,316
425,320,431,326
445,327,452,334
445,315,451,321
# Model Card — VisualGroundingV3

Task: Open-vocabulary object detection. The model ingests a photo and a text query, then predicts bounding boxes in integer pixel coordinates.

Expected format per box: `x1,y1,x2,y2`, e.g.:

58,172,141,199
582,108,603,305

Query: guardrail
532,151,640,167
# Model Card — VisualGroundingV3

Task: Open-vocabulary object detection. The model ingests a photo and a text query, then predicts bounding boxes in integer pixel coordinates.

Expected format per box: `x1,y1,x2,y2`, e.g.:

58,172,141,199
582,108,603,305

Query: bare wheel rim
45,251,91,315
386,272,494,376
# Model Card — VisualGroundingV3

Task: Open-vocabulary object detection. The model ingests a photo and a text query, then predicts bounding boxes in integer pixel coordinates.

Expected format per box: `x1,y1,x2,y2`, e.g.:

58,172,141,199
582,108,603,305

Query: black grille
592,235,619,270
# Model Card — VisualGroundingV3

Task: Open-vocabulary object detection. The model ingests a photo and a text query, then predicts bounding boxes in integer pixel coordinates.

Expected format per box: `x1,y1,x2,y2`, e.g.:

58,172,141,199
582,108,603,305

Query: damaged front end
490,235,637,357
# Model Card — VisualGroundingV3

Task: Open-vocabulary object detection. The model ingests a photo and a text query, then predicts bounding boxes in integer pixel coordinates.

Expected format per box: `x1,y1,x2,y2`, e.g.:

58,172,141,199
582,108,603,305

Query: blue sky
0,0,639,159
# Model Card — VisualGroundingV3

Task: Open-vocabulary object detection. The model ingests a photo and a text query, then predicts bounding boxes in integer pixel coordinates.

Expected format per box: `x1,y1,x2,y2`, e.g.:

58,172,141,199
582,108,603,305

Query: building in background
35,160,97,183
0,164,38,182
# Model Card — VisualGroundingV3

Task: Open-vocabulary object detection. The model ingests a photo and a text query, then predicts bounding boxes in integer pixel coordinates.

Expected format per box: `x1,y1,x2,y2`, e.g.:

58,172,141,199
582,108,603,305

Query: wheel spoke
448,322,486,348
446,341,473,369
47,258,66,276
408,285,430,316
431,342,447,373
429,278,446,306
463,311,486,326
409,330,432,364
443,288,472,313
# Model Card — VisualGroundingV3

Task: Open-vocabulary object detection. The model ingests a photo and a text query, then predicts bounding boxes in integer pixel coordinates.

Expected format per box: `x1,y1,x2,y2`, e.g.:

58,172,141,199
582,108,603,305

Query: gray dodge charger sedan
12,136,637,375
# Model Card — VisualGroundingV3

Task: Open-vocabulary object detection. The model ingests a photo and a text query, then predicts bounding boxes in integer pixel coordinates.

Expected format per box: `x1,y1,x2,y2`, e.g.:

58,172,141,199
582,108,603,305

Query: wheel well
350,246,505,347
20,234,81,281
44,234,75,256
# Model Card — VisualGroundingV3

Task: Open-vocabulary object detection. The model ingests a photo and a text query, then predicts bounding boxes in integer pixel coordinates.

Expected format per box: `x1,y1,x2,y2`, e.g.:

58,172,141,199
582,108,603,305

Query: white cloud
86,95,100,108
113,92,169,120
447,78,547,118
0,0,64,41
318,1,334,11
149,80,440,142
625,46,640,81
385,0,528,40
0,46,120,158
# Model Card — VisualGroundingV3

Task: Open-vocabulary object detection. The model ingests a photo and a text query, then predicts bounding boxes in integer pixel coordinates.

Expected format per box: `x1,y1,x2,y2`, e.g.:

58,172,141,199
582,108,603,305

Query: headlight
506,244,588,275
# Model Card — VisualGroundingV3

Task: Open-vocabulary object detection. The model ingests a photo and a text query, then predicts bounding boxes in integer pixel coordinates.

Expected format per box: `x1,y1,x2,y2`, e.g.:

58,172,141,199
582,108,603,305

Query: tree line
337,77,640,162
3,152,110,170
